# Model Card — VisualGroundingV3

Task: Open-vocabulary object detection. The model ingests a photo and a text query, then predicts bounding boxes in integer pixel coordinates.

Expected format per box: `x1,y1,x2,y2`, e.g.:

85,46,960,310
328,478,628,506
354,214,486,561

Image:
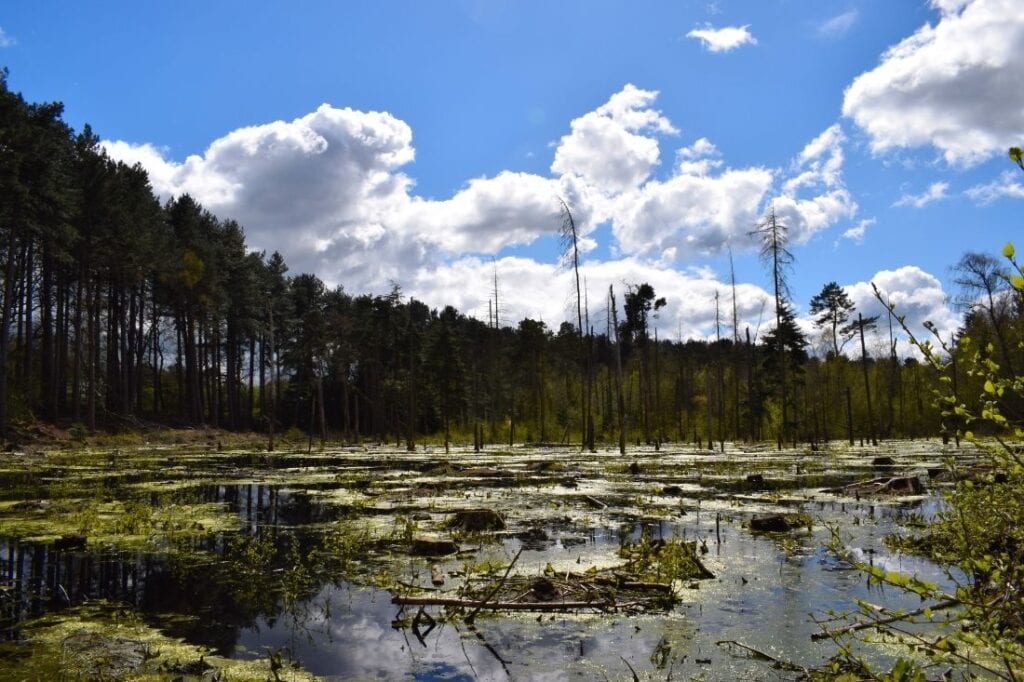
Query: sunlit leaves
1010,146,1024,171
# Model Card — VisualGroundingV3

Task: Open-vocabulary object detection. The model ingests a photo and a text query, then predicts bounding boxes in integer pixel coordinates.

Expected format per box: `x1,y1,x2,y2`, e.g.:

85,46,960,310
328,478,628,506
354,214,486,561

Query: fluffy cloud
103,85,859,336
550,84,676,194
0,27,15,48
772,124,857,243
797,266,957,358
842,0,1024,165
771,190,856,243
396,172,563,254
105,104,418,282
675,138,723,176
845,265,960,349
408,256,773,341
894,181,949,208
686,24,757,52
610,167,774,256
784,125,846,193
106,104,573,291
840,218,876,244
605,123,855,259
965,170,1024,203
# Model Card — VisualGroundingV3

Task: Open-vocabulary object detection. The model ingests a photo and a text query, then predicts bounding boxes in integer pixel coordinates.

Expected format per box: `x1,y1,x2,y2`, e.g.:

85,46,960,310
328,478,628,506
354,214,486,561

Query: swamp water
0,440,979,680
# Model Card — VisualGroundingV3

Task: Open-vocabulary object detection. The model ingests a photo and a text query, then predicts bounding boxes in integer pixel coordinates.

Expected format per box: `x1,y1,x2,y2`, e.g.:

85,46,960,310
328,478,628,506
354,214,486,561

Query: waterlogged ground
0,436,984,680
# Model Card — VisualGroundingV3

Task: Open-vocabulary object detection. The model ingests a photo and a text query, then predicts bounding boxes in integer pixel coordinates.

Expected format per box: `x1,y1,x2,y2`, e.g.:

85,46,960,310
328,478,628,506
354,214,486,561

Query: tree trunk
266,305,276,451
40,246,54,419
71,270,84,422
858,314,877,446
248,335,256,429
22,241,34,389
610,286,626,455
0,229,17,440
317,367,326,450
87,282,99,431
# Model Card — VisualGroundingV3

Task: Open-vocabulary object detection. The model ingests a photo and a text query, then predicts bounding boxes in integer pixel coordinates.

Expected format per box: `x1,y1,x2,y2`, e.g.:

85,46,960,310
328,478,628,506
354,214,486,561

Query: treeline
1,72,1013,449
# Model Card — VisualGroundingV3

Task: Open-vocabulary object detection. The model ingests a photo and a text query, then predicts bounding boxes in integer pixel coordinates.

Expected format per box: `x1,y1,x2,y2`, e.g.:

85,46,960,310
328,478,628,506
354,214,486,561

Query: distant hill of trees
2,70,1017,449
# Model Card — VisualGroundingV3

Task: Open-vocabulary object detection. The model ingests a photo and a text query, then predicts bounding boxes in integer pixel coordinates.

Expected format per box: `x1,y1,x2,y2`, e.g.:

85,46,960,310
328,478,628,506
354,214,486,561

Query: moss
1,601,318,681
618,532,715,583
0,498,241,549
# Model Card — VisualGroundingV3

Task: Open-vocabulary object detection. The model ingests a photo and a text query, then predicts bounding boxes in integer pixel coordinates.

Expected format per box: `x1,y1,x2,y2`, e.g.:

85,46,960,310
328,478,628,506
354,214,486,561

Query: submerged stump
749,514,793,533
410,535,459,557
447,508,506,532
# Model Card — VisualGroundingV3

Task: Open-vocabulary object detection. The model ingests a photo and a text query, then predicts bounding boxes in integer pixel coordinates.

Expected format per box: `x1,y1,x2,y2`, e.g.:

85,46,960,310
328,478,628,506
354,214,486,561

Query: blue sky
2,0,1022,350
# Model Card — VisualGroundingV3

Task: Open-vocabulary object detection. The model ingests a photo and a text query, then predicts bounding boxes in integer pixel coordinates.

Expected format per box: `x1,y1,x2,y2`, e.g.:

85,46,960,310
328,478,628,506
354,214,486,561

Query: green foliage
618,528,714,584
1009,146,1024,171
809,281,856,356
0,68,985,454
829,242,1024,679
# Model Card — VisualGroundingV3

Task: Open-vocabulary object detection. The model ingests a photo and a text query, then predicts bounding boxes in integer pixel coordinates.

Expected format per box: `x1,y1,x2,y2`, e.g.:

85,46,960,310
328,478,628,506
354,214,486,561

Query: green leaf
1012,274,1024,291
984,379,996,394
1003,241,1016,259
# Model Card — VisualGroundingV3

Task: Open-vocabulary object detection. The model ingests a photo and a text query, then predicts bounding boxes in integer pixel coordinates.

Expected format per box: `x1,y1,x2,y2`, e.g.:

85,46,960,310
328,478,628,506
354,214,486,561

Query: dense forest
1,71,1017,451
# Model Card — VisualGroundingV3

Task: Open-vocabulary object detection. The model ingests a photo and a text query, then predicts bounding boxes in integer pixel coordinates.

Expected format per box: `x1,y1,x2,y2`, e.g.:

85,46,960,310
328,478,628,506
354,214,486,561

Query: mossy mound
0,602,317,681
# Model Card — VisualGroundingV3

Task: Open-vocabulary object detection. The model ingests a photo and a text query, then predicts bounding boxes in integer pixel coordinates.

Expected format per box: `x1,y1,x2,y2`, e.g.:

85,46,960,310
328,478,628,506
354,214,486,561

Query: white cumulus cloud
102,85,863,336
772,124,857,243
894,181,949,208
409,256,773,342
675,138,723,176
965,170,1024,203
395,172,564,254
610,166,774,256
604,122,857,260
686,24,757,53
840,218,876,244
846,265,959,349
551,84,676,194
842,0,1024,165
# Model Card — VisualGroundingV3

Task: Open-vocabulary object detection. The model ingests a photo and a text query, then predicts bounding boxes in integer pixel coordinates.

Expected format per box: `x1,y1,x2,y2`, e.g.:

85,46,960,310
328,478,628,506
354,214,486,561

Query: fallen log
393,596,621,610
619,581,673,593
464,548,522,623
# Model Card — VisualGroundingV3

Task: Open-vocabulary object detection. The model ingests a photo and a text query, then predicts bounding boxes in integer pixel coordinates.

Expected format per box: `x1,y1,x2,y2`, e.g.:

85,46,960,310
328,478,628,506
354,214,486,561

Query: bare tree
953,252,1016,377
610,285,626,455
559,198,593,451
845,313,880,446
729,247,742,440
750,204,795,448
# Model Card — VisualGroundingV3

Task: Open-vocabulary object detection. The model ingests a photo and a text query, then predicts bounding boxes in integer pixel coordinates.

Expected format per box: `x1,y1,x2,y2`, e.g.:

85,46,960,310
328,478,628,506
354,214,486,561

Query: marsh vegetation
0,436,990,680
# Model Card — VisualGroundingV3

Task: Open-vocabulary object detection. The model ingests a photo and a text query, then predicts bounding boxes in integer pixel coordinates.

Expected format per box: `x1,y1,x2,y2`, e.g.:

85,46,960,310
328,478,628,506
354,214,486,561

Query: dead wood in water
393,570,675,614
393,536,713,621
447,508,506,532
463,548,522,623
393,596,618,611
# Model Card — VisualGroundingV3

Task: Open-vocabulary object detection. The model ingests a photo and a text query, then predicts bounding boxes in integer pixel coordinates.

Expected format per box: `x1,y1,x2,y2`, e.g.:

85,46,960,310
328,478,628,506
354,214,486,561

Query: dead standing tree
751,205,795,449
846,312,880,446
559,198,594,452
610,285,627,455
